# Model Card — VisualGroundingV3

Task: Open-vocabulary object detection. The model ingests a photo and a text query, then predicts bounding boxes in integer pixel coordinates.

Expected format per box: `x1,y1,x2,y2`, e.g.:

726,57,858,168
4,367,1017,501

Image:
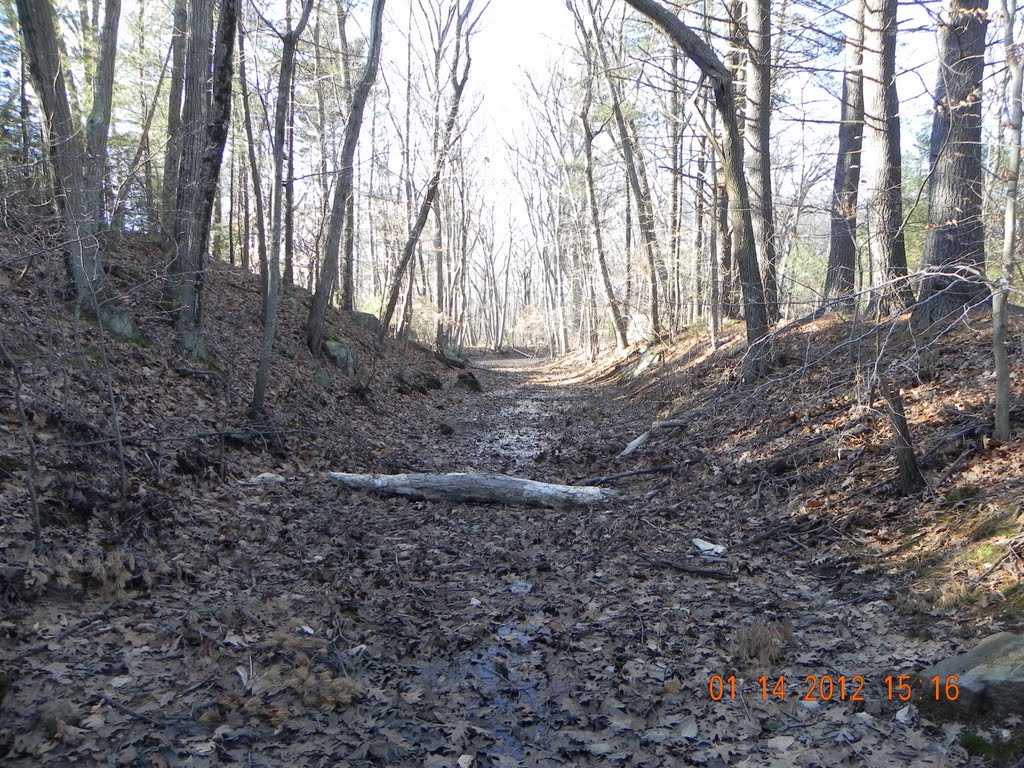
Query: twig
13,603,114,661
636,551,736,581
972,544,1018,585
582,465,675,486
931,444,978,489
94,693,165,727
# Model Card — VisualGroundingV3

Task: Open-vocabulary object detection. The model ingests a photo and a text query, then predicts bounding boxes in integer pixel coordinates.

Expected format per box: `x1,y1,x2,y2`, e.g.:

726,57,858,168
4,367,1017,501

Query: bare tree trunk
746,0,779,322
579,0,662,337
16,0,129,333
580,54,628,349
914,0,989,324
821,0,864,311
862,0,912,312
283,74,297,288
994,0,1021,443
160,0,187,233
307,0,387,354
169,0,237,358
708,139,720,349
337,0,357,312
880,381,926,495
237,18,268,290
249,0,314,419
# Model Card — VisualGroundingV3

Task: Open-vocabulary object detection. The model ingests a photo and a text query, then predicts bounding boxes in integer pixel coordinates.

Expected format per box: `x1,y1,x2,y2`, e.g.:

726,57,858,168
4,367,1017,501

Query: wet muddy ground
0,358,981,766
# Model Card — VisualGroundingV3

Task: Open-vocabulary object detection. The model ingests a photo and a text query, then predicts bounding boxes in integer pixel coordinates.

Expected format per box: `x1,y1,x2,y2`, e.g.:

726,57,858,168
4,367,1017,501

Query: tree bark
994,0,1021,443
914,0,989,324
745,0,780,322
16,0,129,333
821,0,865,311
237,18,268,288
862,0,912,312
580,57,629,349
581,0,662,337
160,0,187,234
879,381,926,495
169,0,237,358
307,0,387,355
249,0,314,418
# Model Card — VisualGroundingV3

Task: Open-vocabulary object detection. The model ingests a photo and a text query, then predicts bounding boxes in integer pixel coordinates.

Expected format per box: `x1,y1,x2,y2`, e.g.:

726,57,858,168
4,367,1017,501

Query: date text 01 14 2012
707,674,960,702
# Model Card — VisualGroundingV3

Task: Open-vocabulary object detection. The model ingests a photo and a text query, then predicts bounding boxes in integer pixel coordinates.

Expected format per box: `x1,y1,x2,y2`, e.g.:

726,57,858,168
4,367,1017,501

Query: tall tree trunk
622,0,771,372
283,73,297,288
862,0,912,312
307,0,387,354
237,18,268,290
994,0,1021,442
337,0,357,312
746,0,779,322
249,0,314,418
580,68,629,349
16,0,129,333
914,0,989,323
169,0,237,358
821,0,865,311
579,0,662,337
160,0,187,233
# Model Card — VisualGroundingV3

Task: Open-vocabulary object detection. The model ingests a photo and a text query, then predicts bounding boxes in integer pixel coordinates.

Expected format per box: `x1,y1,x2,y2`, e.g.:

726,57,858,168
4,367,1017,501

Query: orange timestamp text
708,674,960,702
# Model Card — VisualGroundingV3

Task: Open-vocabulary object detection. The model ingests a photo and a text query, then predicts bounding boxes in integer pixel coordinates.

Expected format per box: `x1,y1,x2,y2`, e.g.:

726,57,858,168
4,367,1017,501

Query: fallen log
325,471,618,508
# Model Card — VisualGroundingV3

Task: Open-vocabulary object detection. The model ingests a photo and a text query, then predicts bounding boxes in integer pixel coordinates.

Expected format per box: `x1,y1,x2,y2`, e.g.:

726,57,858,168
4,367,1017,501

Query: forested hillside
1,0,1023,764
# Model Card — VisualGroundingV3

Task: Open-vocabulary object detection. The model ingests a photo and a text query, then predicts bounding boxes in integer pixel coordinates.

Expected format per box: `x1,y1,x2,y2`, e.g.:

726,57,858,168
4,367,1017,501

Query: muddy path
1,360,973,766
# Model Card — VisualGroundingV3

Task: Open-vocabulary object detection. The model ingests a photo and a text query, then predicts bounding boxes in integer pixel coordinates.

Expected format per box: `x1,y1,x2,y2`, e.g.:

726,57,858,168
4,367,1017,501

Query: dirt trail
1,359,975,766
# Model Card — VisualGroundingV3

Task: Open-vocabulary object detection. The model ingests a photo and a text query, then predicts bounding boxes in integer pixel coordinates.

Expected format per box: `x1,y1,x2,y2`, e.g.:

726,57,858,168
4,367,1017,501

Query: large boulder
920,632,1024,716
351,311,383,336
323,339,357,376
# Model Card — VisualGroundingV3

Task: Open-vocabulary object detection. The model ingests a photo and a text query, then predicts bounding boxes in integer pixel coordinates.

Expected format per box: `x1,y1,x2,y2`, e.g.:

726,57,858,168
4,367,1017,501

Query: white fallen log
617,420,688,459
324,471,617,508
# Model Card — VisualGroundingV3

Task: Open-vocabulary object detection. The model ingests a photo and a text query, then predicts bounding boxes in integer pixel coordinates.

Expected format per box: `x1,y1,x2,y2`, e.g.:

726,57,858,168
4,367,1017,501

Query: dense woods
2,0,1020,370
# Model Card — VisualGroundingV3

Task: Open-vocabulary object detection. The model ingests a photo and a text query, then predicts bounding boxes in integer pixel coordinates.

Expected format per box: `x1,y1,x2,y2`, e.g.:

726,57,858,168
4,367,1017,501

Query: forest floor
2,233,1024,766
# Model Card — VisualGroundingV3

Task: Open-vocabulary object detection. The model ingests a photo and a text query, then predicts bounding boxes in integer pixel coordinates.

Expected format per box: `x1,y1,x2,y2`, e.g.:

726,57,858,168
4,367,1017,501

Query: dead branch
583,465,676,485
636,551,736,581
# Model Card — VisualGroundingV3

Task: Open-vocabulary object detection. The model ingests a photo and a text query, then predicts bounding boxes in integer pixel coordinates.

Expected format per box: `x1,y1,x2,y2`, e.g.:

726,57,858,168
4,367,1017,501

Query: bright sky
470,0,577,147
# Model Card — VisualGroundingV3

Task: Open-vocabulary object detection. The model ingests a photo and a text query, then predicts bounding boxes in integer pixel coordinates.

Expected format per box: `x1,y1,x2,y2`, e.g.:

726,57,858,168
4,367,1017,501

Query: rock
456,371,482,393
351,311,382,336
920,632,1024,716
629,346,662,379
323,339,357,376
439,421,456,436
395,372,443,395
37,699,79,735
418,373,443,391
